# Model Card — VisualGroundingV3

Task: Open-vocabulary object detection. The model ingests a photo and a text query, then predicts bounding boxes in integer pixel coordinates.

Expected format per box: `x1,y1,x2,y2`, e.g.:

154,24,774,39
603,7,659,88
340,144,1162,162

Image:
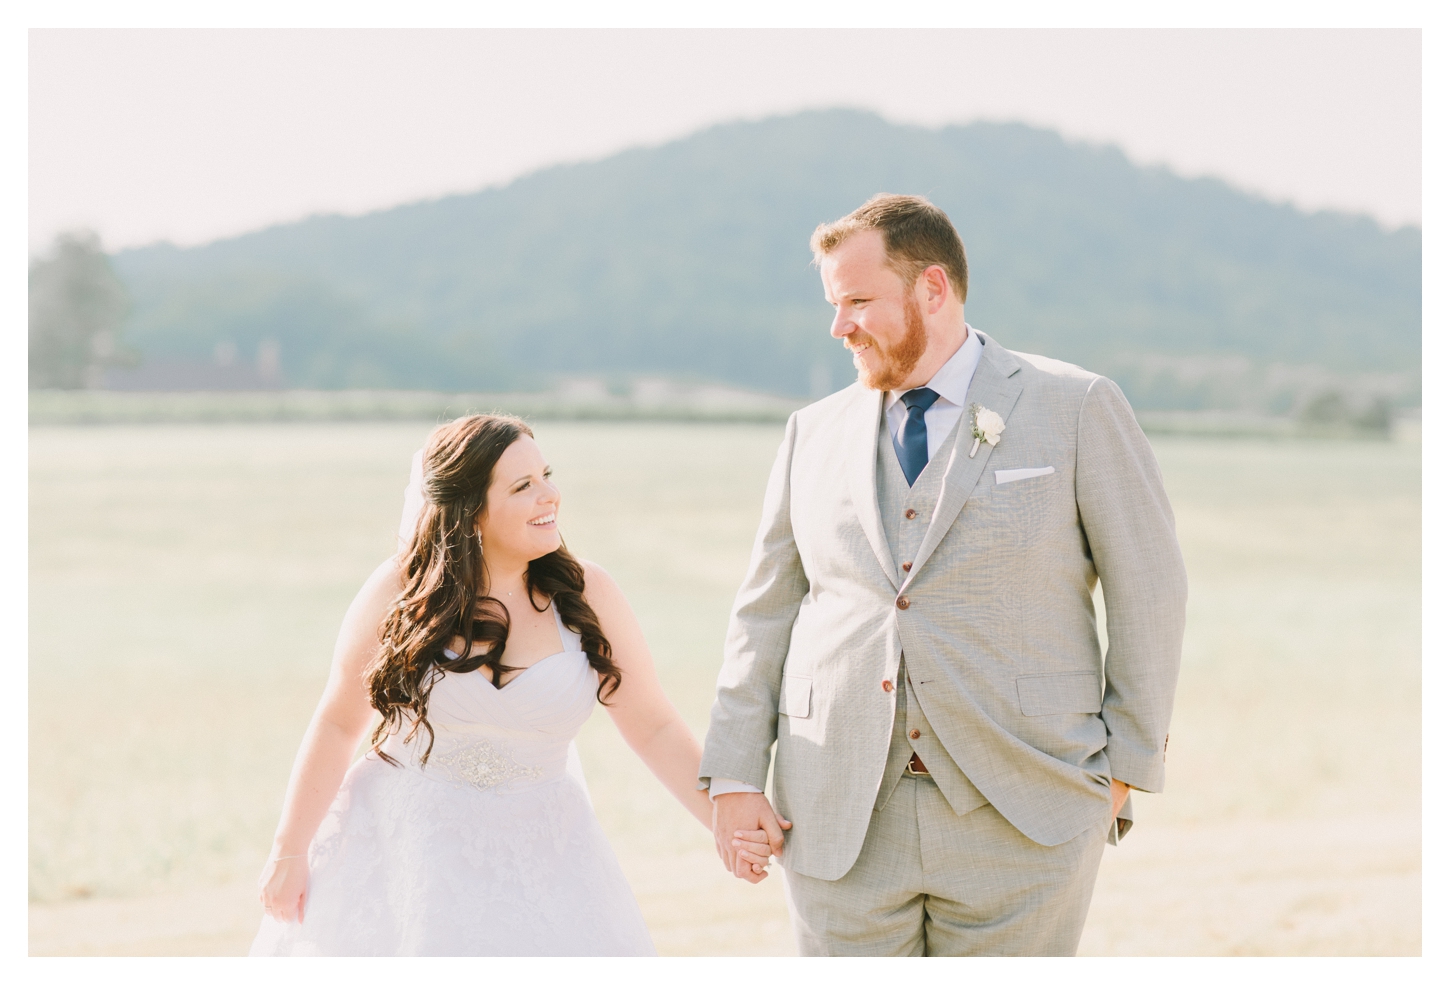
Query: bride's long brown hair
368,414,622,765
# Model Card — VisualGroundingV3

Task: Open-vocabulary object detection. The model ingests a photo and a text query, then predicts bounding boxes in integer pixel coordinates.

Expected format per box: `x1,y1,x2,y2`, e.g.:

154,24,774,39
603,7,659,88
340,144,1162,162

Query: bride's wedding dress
249,602,656,956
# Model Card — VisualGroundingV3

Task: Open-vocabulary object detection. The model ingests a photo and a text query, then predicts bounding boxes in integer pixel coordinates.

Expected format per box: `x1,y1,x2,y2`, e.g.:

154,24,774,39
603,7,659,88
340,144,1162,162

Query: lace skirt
249,752,656,956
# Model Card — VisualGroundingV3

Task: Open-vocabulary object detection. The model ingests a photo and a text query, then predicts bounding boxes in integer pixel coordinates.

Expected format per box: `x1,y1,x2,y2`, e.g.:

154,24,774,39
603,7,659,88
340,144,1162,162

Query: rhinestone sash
428,737,546,791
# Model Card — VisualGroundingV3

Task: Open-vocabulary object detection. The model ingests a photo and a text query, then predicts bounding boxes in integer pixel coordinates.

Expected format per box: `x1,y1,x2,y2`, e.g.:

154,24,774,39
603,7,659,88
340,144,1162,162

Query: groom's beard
853,297,928,391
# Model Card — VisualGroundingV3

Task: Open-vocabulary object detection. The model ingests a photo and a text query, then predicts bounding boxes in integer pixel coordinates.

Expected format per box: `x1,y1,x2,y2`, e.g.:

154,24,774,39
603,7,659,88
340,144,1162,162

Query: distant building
102,339,284,391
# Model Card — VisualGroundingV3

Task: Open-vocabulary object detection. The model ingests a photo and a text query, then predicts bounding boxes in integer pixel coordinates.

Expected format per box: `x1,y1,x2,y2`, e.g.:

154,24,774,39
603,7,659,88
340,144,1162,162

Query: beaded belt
428,737,545,791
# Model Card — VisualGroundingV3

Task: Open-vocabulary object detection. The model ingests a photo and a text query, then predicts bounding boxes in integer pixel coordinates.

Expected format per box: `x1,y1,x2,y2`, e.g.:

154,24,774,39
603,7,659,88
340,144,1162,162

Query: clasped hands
713,781,1129,883
714,781,1130,883
711,791,792,883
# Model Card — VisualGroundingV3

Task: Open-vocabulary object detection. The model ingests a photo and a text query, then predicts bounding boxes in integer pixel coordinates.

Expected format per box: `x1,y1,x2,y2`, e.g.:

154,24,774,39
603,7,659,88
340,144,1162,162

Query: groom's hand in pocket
712,792,791,883
1111,778,1131,817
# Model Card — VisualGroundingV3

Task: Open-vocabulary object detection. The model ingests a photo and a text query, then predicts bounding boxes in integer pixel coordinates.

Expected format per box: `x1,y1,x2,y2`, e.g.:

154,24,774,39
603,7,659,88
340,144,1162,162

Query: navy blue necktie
896,387,940,486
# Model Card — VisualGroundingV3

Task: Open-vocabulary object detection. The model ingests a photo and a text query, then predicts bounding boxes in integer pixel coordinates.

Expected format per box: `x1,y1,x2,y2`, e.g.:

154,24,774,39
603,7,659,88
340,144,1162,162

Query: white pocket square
995,466,1055,485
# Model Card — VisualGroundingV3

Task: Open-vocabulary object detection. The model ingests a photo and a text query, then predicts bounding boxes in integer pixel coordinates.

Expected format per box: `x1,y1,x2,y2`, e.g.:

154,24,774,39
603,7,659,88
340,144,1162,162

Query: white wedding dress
250,602,656,956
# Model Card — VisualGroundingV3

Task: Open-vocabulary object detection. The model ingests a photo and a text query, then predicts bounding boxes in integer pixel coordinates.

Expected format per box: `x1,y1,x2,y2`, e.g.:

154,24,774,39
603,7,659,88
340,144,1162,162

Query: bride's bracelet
272,853,307,861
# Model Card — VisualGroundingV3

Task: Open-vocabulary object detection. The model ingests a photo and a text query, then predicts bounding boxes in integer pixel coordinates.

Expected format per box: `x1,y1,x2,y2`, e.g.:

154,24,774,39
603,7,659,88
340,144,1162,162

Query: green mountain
111,109,1421,407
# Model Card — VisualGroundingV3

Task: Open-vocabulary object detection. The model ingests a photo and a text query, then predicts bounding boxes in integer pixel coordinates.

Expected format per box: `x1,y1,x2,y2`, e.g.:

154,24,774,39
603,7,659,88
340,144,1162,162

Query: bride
250,414,772,955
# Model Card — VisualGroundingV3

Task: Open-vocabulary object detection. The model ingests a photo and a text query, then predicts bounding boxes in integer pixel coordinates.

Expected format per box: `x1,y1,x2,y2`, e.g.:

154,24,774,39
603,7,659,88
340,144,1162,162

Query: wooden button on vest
909,729,921,740
902,561,912,572
882,680,894,692
904,508,917,519
896,596,910,610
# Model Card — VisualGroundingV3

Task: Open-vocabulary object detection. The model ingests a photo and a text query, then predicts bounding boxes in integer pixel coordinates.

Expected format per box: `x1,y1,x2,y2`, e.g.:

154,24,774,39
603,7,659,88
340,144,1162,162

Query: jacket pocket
1016,671,1102,716
994,465,1056,485
779,675,812,718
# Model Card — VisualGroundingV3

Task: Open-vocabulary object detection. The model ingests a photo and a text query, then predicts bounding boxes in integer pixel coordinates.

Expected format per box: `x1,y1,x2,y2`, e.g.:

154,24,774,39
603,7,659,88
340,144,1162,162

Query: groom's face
821,230,927,391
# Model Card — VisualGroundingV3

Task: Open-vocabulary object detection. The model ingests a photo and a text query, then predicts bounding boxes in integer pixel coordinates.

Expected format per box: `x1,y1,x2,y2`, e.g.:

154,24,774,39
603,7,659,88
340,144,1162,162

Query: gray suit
700,332,1187,954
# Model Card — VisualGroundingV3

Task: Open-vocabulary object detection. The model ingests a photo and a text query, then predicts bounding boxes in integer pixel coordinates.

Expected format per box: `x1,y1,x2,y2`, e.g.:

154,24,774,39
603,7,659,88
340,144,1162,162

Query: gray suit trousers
784,772,1111,956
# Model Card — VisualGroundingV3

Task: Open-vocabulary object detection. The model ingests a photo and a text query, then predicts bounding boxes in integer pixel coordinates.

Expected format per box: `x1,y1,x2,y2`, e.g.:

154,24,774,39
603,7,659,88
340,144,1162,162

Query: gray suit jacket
699,332,1188,881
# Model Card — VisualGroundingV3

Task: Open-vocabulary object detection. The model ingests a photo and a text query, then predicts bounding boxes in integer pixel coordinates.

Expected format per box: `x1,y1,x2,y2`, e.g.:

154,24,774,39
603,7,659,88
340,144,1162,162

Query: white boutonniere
969,404,1005,458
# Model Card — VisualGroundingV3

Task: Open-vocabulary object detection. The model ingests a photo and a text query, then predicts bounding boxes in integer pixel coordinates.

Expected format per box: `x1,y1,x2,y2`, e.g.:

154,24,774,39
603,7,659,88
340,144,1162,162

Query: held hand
732,828,775,878
258,855,309,924
712,792,791,883
731,820,792,882
1111,778,1131,818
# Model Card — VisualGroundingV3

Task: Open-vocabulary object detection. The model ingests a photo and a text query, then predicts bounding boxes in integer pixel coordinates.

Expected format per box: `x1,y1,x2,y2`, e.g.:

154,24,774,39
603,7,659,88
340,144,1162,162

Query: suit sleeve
1075,377,1188,794
698,413,810,791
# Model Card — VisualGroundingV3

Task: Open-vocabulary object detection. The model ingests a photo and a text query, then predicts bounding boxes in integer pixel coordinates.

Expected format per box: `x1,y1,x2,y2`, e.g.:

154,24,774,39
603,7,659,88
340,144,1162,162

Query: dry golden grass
28,423,1419,955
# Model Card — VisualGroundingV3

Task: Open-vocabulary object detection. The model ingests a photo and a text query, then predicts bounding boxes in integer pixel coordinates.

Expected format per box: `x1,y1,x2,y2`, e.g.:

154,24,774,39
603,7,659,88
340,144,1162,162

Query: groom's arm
700,412,809,791
1075,377,1189,798
700,414,809,881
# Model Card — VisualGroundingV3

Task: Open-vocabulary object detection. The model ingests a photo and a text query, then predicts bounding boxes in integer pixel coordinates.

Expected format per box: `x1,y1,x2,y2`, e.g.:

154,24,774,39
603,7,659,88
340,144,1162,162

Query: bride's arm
257,557,401,923
582,561,714,831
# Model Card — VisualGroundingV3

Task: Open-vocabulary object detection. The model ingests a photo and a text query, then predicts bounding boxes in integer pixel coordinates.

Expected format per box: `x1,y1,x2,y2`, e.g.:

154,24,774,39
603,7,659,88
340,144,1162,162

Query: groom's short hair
811,194,969,302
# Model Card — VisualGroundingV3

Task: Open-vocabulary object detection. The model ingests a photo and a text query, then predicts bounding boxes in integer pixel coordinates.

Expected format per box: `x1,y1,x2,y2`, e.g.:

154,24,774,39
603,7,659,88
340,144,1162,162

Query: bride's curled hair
368,414,622,764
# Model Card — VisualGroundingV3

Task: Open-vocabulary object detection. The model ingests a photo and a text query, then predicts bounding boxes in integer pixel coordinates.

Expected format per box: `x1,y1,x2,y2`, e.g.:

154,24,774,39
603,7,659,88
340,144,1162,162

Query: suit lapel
846,385,901,591
905,333,1024,583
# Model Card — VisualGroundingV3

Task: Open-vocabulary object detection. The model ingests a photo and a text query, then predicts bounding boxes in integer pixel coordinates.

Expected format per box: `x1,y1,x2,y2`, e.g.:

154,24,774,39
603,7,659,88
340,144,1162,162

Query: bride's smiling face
476,436,561,564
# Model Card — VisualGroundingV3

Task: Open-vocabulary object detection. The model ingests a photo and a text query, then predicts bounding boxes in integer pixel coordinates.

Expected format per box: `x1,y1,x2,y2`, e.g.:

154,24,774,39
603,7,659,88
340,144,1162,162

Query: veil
396,449,426,551
394,447,591,802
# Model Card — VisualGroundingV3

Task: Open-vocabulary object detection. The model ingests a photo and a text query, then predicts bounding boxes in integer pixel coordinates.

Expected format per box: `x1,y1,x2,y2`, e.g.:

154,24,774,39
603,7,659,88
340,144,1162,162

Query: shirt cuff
708,778,763,800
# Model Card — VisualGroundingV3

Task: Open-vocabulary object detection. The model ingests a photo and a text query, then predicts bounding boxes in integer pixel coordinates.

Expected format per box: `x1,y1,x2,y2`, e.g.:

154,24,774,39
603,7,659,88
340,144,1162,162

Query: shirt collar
886,325,984,411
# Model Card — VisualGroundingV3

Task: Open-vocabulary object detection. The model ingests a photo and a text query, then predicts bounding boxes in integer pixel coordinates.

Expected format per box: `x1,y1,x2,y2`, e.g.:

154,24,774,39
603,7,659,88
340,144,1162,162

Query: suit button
909,729,921,740
902,561,912,572
896,596,910,610
904,508,917,519
882,680,894,693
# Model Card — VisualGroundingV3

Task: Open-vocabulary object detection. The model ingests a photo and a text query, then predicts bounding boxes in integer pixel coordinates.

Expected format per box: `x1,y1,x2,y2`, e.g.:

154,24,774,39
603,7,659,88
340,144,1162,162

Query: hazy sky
29,28,1421,251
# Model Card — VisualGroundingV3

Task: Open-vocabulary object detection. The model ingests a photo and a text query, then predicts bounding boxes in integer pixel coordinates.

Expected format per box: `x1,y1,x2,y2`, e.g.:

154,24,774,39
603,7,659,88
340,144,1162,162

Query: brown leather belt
907,753,930,776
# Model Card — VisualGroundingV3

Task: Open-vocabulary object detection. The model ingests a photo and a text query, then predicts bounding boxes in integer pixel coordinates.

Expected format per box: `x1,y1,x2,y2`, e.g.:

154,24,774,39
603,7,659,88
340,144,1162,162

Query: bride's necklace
498,574,530,600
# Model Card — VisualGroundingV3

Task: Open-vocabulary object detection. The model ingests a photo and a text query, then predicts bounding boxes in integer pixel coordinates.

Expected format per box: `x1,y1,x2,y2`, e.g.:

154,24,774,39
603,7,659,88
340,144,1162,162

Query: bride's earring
477,528,508,596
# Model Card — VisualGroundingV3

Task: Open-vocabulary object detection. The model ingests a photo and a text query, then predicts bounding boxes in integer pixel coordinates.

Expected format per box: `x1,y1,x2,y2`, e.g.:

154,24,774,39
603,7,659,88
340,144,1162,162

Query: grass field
28,421,1421,955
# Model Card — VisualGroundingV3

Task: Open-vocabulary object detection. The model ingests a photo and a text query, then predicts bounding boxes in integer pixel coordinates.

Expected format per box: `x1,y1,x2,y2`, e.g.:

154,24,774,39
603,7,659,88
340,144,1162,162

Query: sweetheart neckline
441,648,583,692
441,601,585,692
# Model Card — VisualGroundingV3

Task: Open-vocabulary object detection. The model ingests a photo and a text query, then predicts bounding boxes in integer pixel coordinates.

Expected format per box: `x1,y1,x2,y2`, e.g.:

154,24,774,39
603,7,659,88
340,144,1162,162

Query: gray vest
871,409,990,816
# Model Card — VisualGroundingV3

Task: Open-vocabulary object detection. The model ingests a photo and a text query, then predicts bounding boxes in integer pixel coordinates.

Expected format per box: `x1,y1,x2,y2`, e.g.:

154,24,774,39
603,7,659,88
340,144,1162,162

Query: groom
699,194,1188,956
